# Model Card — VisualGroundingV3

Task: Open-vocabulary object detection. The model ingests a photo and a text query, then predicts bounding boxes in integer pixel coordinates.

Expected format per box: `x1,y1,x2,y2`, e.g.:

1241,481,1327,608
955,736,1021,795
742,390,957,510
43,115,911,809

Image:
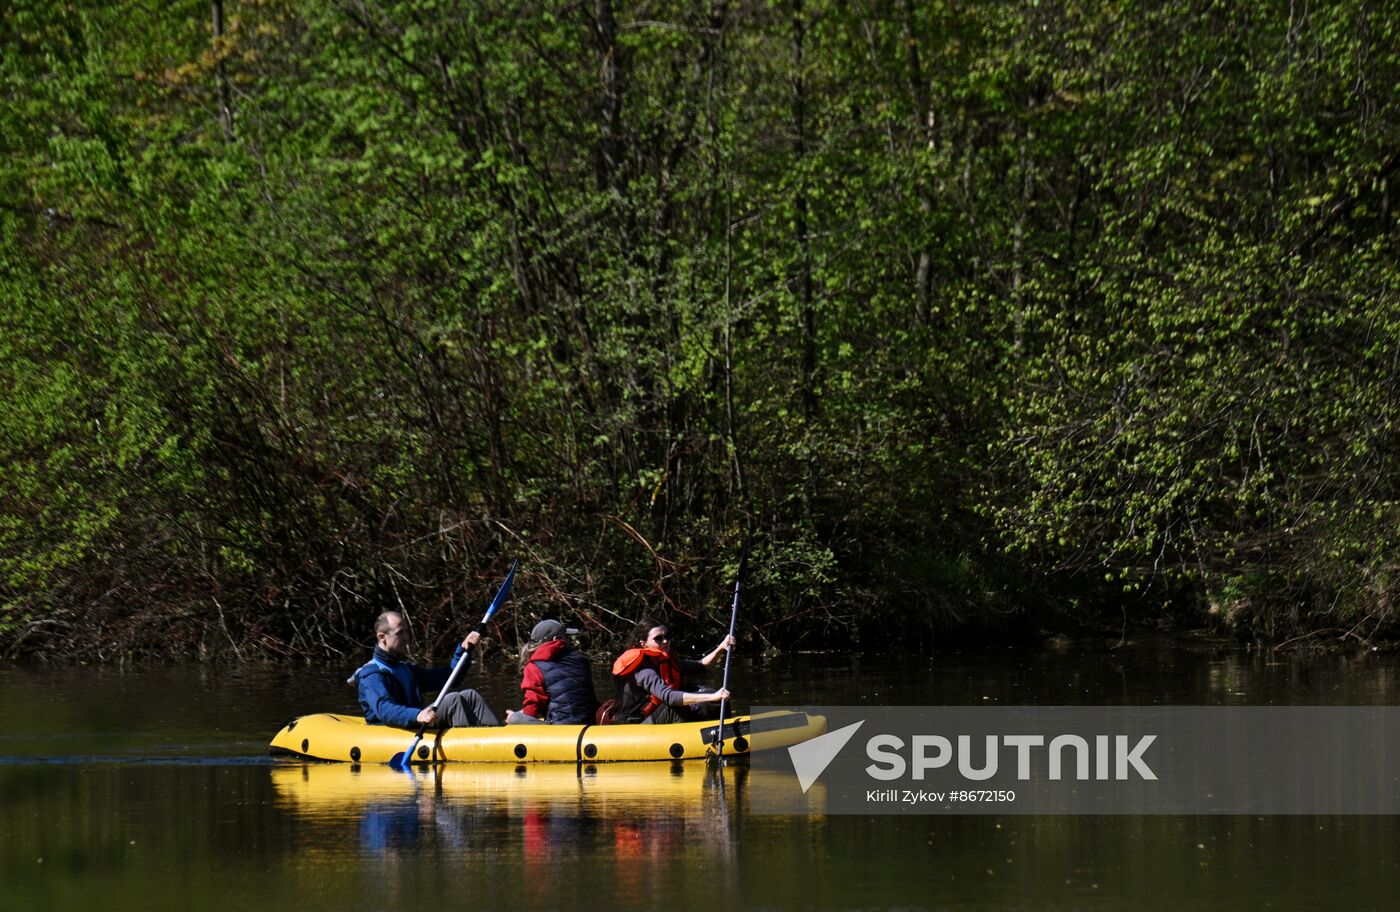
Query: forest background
2,0,1397,662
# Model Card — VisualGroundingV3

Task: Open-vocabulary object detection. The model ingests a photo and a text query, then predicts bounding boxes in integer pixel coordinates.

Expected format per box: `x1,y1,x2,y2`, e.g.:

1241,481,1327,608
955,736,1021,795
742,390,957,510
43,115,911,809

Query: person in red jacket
507,619,600,725
611,617,733,724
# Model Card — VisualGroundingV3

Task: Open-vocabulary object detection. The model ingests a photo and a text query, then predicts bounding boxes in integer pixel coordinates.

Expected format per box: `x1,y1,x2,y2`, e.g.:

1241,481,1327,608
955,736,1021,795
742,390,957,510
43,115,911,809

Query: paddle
710,549,748,763
389,559,518,770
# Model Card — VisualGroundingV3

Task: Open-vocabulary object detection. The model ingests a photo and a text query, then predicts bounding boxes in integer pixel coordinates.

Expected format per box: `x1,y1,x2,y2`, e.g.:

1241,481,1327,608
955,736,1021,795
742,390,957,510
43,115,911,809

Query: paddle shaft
712,554,746,759
396,635,476,766
394,560,517,767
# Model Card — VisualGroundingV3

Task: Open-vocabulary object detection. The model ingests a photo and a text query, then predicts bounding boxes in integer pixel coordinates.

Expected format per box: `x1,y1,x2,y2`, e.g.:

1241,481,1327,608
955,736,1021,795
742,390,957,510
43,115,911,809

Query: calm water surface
3,636,1399,911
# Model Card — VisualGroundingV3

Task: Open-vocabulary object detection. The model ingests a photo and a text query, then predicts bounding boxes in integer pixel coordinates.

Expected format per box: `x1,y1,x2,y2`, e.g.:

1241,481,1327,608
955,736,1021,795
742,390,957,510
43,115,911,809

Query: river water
3,635,1399,910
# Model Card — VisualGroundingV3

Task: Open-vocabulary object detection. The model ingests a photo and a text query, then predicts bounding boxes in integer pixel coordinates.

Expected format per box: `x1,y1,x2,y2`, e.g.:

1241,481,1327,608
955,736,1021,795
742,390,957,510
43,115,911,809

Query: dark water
3,636,1399,911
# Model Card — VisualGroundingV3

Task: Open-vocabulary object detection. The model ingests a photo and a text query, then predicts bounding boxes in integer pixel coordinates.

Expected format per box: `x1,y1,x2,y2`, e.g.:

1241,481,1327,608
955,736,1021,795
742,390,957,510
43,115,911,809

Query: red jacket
520,639,600,723
520,639,568,719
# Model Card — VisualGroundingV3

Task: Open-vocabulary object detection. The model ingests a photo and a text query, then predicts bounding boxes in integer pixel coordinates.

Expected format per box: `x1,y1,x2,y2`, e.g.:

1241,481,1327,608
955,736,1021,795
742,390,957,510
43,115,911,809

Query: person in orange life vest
610,616,734,724
505,618,600,725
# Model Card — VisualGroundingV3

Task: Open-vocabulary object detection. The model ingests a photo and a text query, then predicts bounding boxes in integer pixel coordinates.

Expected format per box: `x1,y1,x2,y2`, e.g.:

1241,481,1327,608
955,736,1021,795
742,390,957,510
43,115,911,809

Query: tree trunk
793,0,816,420
902,0,936,325
212,0,235,140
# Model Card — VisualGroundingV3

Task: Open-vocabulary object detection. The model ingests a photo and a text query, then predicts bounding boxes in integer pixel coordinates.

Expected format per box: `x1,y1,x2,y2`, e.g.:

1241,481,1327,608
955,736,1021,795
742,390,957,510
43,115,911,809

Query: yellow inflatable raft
268,709,825,764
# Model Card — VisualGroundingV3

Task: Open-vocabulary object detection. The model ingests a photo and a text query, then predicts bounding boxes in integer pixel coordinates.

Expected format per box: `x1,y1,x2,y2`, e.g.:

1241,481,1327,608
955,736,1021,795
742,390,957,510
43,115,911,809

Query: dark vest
531,649,599,724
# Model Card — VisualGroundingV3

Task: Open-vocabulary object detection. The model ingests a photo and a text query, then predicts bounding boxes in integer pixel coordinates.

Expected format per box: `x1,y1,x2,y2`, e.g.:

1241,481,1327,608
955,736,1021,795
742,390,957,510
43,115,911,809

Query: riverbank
6,614,1395,669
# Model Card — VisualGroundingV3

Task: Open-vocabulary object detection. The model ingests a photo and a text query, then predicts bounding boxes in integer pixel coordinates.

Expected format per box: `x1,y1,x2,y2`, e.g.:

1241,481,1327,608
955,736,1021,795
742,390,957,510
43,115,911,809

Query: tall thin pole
713,551,747,762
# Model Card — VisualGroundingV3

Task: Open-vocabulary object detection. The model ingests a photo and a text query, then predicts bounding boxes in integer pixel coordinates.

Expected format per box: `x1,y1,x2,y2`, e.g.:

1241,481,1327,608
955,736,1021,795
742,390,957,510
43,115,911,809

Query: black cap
530,619,578,641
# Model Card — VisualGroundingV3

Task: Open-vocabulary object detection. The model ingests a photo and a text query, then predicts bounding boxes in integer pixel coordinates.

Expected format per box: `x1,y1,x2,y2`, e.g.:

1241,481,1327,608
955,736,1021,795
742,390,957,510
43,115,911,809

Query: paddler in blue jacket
355,611,500,729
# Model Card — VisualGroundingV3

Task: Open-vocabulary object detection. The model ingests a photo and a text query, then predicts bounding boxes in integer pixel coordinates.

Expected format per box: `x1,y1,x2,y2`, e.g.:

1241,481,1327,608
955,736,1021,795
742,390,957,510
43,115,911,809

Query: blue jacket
355,645,470,728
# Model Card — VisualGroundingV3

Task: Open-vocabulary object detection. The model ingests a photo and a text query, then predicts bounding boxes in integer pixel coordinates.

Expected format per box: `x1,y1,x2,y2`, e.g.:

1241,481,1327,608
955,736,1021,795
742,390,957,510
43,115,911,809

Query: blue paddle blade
390,733,424,769
482,559,518,623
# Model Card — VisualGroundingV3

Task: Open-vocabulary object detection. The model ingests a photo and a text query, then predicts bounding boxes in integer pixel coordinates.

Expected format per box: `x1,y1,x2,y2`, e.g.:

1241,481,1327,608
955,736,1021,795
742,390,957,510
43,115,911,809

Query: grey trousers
642,699,721,725
436,689,500,727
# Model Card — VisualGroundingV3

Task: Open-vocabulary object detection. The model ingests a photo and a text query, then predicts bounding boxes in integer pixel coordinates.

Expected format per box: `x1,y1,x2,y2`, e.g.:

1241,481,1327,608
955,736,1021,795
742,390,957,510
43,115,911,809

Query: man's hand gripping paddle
389,560,517,770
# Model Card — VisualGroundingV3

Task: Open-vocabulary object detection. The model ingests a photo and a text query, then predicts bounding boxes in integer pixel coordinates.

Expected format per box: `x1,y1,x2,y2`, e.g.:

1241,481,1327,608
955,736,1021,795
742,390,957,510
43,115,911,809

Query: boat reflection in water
270,759,824,898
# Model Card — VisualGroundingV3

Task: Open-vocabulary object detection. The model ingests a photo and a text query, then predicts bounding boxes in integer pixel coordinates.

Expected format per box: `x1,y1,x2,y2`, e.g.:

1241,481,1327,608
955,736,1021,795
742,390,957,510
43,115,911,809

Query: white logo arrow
788,721,865,793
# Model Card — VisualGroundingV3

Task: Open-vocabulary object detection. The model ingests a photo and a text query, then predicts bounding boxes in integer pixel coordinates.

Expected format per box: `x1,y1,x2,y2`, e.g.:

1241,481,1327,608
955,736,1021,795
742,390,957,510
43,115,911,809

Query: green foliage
2,0,1396,658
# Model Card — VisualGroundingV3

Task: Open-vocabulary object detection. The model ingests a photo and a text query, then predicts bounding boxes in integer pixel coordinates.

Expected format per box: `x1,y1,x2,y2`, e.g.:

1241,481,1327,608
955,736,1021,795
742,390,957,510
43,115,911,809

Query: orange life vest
611,647,684,719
